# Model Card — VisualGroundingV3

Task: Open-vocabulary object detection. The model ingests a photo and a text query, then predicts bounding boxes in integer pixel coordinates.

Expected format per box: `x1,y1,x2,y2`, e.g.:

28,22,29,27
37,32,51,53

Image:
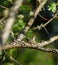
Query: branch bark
0,35,58,54
17,0,48,41
2,0,23,45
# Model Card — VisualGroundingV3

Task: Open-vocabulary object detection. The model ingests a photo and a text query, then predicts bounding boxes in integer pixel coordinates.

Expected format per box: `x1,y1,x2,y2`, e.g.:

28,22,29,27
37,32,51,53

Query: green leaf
48,3,56,13
3,62,13,65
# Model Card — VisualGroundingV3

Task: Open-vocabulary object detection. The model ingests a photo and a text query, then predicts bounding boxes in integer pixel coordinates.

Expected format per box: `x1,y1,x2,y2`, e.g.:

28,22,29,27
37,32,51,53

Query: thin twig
43,12,58,27
33,12,58,30
38,13,49,21
0,17,6,25
0,5,8,9
4,51,22,65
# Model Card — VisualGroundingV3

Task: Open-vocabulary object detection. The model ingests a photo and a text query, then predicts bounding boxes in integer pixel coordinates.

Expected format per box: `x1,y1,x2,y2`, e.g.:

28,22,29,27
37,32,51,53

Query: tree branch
38,35,58,47
17,0,48,41
23,0,48,33
2,0,23,45
0,35,58,54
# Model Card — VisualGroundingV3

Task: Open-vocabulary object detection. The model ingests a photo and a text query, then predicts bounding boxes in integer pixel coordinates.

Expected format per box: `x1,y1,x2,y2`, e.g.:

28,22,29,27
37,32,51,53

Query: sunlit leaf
48,3,56,13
